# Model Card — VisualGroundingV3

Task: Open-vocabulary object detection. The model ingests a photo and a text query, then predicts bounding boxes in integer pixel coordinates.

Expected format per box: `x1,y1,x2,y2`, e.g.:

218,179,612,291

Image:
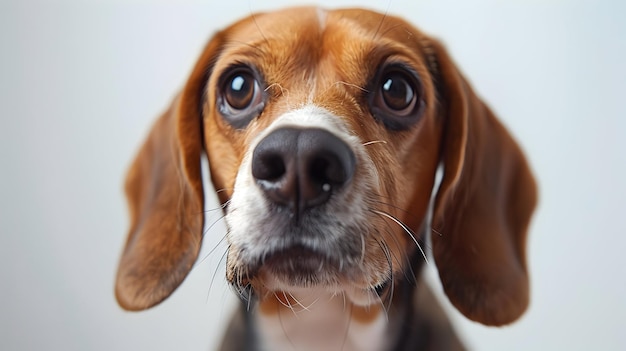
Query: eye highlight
225,72,256,110
370,65,424,130
218,66,265,129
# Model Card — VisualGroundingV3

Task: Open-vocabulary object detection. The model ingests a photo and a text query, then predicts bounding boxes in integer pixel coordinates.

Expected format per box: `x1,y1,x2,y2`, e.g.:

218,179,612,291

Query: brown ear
430,40,538,326
115,33,225,311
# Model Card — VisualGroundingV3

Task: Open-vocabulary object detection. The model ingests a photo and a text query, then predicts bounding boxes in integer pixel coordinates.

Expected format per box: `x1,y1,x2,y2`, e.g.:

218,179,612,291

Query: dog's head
115,7,537,326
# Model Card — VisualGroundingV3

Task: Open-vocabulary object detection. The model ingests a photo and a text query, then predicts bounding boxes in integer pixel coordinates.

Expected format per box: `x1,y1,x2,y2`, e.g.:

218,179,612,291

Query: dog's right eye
218,67,265,129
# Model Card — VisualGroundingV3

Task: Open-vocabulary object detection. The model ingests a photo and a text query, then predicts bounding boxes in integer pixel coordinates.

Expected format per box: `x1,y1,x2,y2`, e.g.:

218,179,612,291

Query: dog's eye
218,66,265,129
224,71,258,110
380,72,416,113
370,66,424,130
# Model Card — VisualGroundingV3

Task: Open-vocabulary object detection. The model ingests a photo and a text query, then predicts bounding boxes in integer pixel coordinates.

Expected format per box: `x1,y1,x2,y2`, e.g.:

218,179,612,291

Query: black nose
251,127,356,219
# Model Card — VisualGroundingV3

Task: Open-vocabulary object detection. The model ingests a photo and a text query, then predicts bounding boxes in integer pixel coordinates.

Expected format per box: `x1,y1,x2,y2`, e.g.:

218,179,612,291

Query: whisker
376,219,407,268
378,240,395,312
221,39,264,55
198,232,227,265
379,223,414,283
248,1,268,45
247,285,253,311
431,227,444,236
228,266,251,306
362,140,388,147
215,188,234,194
195,215,228,267
369,199,424,224
233,283,249,302
374,208,419,278
287,292,314,313
372,286,390,323
371,240,391,321
372,0,392,40
371,209,429,265
387,267,395,313
341,302,354,351
231,269,243,300
359,229,367,265
203,207,224,214
206,248,228,304
199,215,227,253
371,200,434,252
274,292,291,309
286,292,302,311
265,82,288,96
277,298,297,350
378,23,407,38
243,267,252,303
306,297,320,310
333,80,369,93
282,291,299,318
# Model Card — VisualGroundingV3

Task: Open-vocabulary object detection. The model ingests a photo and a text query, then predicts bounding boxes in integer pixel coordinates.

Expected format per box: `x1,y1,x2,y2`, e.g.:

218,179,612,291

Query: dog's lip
262,245,337,272
248,244,342,284
374,279,391,298
374,280,387,295
236,245,390,307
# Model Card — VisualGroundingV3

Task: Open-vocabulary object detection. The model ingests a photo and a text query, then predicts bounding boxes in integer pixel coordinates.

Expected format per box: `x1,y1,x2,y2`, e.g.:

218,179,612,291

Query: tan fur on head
115,6,536,327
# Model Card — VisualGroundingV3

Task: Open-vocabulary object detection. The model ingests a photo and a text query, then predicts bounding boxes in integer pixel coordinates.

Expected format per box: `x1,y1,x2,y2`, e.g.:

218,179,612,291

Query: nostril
251,129,301,210
252,153,286,181
309,158,330,184
308,154,348,187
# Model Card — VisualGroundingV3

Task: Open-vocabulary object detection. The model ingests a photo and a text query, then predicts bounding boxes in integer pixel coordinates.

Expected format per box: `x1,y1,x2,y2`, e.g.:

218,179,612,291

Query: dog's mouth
233,243,394,305
248,245,342,287
374,279,390,297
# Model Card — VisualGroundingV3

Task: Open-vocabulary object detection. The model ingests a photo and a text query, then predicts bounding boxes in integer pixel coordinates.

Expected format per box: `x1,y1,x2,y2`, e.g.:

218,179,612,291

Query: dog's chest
253,290,388,351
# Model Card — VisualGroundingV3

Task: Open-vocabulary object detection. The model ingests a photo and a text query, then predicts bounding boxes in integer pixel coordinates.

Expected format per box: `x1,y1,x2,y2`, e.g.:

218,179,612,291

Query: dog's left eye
224,71,258,110
380,72,416,113
218,66,265,129
370,65,424,130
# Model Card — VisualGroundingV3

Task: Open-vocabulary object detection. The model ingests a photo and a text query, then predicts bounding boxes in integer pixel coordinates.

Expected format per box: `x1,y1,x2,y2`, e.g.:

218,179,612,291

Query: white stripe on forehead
251,105,357,149
271,105,342,129
316,7,328,30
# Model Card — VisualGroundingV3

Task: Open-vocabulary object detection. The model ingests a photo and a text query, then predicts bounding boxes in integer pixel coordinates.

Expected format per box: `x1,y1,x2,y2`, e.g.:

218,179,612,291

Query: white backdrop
1,0,625,350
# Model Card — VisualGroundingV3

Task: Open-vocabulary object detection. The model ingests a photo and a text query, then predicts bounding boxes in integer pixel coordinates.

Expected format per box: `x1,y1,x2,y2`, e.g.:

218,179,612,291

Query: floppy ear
115,33,225,311
430,40,538,326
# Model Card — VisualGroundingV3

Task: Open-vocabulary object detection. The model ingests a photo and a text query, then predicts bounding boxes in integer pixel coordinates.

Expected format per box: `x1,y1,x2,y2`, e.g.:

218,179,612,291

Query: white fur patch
255,289,387,351
316,7,327,30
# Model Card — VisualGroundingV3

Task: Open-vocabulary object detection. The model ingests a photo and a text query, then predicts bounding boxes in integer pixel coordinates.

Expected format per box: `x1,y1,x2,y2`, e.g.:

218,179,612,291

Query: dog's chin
232,245,391,307
261,245,340,284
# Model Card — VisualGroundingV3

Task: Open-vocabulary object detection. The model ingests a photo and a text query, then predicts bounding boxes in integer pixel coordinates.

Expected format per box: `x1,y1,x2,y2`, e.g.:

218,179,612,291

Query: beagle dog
115,7,537,351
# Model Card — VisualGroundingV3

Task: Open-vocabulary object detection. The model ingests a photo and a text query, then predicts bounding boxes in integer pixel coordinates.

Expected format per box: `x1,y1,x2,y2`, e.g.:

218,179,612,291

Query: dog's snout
252,127,356,217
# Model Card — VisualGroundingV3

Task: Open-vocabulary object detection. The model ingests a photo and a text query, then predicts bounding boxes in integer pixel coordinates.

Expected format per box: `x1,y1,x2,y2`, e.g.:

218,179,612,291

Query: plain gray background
1,0,625,350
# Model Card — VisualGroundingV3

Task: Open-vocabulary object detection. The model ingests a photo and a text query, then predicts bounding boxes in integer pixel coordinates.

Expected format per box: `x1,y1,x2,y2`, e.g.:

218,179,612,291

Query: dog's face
116,7,537,327
204,8,440,306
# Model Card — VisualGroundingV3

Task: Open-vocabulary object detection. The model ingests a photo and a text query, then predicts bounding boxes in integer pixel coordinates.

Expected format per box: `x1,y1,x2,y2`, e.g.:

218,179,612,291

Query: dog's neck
253,288,389,351
220,274,467,351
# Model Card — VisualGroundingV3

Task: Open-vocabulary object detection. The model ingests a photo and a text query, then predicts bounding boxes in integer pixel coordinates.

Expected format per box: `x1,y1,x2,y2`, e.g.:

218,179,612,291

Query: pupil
382,75,413,110
231,75,246,92
226,73,255,109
